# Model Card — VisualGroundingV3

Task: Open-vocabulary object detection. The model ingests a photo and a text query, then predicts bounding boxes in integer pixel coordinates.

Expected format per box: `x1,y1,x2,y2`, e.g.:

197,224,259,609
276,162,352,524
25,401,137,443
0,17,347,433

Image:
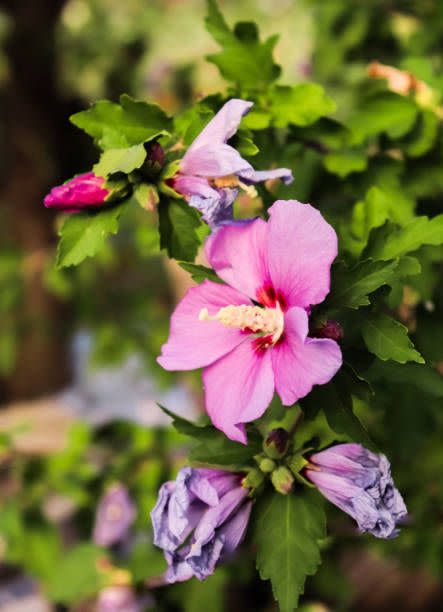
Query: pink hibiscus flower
158,200,342,443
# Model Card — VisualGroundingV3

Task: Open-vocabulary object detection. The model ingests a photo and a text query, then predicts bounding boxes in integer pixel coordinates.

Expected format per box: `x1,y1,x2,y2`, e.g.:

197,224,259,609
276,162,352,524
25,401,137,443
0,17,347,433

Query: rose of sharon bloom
305,443,408,539
44,172,109,212
158,200,342,443
171,99,293,228
93,484,136,547
151,467,252,583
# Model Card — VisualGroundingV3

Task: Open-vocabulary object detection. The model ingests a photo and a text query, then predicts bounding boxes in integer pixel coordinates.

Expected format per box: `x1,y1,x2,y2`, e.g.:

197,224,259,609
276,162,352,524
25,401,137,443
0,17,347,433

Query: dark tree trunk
0,0,91,400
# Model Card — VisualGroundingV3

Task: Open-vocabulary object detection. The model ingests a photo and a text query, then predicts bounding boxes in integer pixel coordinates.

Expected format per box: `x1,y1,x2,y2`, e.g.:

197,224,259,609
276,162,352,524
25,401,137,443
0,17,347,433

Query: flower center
199,303,284,344
210,174,258,199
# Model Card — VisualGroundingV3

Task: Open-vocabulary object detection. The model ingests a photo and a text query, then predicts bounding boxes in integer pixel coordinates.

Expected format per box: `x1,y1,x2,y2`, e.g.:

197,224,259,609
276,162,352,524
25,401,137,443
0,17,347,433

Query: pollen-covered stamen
210,175,258,199
199,303,284,344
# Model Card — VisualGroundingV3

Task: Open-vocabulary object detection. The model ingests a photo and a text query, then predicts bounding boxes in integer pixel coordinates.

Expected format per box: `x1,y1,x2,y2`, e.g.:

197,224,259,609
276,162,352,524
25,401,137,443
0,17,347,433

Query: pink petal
180,143,252,178
205,218,269,301
272,307,342,405
173,175,219,199
185,99,253,153
239,167,293,185
203,340,275,444
267,200,338,308
157,280,250,371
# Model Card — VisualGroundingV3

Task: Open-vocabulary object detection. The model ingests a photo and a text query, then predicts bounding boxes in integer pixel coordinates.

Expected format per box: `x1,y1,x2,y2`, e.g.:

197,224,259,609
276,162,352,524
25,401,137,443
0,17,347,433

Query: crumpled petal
239,166,294,185
206,217,269,301
173,174,220,199
272,307,342,405
267,200,338,308
190,487,248,556
157,280,250,371
185,99,253,153
306,444,408,539
217,499,253,554
181,143,253,178
151,481,178,552
189,188,237,229
203,339,275,444
186,537,225,581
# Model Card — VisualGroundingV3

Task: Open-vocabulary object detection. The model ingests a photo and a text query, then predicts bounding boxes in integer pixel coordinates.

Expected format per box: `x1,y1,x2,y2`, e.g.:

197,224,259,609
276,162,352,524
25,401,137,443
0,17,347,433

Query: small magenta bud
263,428,290,459
258,457,276,473
271,466,294,495
311,319,343,342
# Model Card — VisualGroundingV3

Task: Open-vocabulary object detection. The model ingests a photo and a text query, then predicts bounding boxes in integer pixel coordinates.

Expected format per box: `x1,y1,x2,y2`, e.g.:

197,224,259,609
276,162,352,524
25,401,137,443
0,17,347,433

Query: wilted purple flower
170,99,293,228
305,443,407,539
93,484,136,547
151,467,252,582
44,172,109,212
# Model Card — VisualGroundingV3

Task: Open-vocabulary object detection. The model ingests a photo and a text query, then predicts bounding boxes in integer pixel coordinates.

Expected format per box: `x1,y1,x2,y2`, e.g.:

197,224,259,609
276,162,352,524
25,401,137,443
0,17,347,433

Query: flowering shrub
1,1,441,610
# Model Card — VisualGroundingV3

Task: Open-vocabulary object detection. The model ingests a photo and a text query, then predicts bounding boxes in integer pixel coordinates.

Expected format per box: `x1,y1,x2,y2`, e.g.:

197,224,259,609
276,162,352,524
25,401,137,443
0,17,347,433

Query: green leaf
254,489,326,612
205,0,280,89
325,258,399,310
46,544,106,604
403,109,439,158
395,255,421,278
271,84,336,128
300,372,373,448
133,183,160,211
93,144,147,176
367,360,443,397
158,198,201,261
323,149,367,177
340,187,391,257
178,262,223,284
160,406,261,468
234,130,259,156
326,368,374,446
361,313,424,364
56,202,128,268
364,214,443,260
71,94,171,149
174,104,215,145
347,92,418,144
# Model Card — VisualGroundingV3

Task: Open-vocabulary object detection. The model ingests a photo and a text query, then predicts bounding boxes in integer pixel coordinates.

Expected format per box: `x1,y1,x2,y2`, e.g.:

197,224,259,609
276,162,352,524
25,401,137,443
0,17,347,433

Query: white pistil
199,303,284,344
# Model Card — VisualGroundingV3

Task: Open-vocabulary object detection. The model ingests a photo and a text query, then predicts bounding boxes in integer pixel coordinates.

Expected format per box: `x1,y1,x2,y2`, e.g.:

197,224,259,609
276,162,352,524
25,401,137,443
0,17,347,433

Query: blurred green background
0,1,442,611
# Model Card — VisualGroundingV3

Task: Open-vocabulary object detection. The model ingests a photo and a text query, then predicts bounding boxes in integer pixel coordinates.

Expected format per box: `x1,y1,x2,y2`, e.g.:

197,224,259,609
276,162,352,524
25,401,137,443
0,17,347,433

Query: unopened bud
146,141,165,167
263,428,290,459
242,468,265,493
258,457,276,473
310,319,343,342
271,466,294,495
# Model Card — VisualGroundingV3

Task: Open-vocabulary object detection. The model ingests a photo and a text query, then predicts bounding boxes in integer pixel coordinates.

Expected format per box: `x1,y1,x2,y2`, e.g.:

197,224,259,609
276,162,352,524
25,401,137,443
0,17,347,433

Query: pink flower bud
147,141,165,167
311,319,343,342
263,428,290,459
44,172,109,212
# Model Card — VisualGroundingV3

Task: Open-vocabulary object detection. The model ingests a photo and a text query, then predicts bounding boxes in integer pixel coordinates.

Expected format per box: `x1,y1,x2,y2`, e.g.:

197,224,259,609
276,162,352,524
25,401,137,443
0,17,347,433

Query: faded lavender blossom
151,467,252,582
93,484,136,547
305,443,407,539
170,99,293,228
96,586,143,612
44,172,109,212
